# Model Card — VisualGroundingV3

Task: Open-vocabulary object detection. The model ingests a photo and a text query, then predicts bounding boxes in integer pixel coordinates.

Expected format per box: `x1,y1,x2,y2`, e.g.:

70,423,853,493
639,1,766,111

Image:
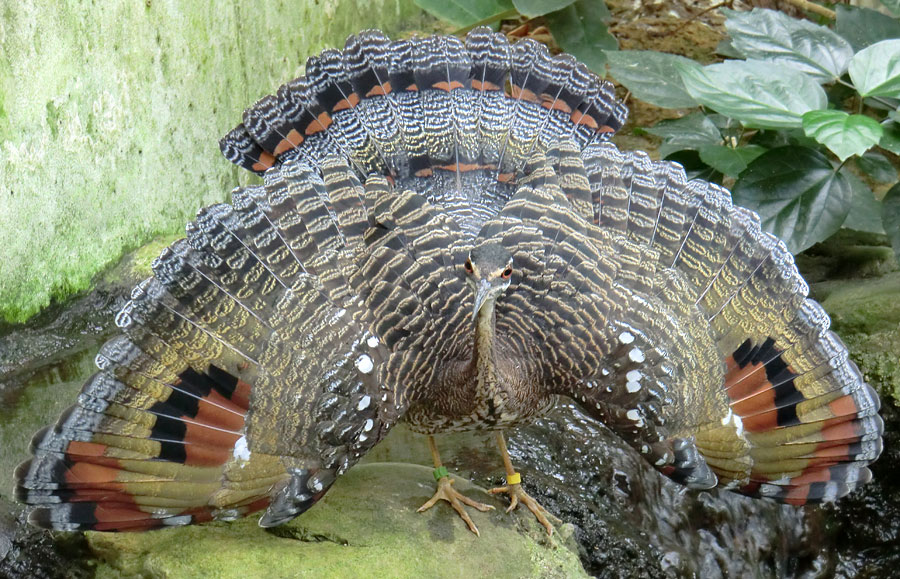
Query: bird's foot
489,479,561,535
417,473,495,536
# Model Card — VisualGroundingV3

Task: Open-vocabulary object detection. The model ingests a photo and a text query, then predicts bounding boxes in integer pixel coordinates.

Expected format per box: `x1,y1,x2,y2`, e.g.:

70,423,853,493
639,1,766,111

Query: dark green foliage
723,8,852,82
733,147,852,253
884,183,900,262
544,0,616,72
414,0,614,71
836,6,900,51
698,144,765,178
605,51,698,108
416,3,900,260
612,8,900,256
413,0,515,28
512,0,575,18
856,152,897,183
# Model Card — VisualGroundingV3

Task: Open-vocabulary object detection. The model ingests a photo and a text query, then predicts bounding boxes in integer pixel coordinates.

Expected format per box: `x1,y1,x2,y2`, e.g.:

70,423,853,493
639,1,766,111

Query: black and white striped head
464,241,513,316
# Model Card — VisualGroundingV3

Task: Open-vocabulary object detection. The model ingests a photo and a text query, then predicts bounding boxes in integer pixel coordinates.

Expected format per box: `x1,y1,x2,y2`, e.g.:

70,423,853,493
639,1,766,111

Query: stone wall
0,0,420,323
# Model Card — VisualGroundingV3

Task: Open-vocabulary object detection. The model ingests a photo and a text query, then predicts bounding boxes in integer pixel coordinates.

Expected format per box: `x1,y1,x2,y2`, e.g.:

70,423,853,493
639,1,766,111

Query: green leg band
433,466,449,481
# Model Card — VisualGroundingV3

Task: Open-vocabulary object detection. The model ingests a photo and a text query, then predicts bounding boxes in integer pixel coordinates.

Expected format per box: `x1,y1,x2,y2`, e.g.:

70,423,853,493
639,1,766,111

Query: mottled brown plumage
15,28,882,534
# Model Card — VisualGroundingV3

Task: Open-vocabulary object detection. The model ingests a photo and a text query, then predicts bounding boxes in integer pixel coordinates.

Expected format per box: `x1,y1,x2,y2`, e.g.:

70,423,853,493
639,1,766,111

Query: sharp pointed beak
472,279,492,319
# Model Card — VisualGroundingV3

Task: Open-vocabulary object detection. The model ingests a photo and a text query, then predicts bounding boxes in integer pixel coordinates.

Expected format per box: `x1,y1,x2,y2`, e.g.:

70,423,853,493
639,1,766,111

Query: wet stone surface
0,498,94,579
412,406,823,579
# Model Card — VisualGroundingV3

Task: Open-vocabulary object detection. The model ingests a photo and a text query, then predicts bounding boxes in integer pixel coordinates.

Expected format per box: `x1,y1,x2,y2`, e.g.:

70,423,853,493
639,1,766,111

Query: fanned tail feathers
219,27,626,234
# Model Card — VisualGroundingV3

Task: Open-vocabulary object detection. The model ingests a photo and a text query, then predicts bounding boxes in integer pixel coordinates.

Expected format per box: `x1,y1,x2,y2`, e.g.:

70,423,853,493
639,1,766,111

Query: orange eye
501,267,512,279
464,259,473,274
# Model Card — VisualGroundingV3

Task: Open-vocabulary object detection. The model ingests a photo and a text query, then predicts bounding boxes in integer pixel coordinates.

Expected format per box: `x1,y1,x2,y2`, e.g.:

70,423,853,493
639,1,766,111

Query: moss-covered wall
0,0,421,324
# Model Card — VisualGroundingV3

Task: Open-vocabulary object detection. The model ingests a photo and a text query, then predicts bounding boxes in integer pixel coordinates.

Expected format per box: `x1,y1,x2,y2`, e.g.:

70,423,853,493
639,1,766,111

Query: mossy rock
814,271,900,406
87,463,587,579
0,1,427,325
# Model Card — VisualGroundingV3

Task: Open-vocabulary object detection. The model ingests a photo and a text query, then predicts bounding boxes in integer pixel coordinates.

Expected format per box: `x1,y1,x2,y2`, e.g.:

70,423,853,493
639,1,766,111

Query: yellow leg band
506,472,521,485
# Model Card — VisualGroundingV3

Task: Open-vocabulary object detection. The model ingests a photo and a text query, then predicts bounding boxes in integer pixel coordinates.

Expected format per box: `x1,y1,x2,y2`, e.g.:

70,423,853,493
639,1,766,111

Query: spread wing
484,142,882,504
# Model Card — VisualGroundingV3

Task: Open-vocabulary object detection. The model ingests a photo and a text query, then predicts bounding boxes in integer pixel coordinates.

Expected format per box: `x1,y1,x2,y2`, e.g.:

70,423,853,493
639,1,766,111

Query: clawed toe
489,483,561,535
418,476,494,536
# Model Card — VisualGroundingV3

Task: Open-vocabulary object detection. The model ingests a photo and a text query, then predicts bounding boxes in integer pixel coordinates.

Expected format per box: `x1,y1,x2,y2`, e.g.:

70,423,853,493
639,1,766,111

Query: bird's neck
471,298,498,385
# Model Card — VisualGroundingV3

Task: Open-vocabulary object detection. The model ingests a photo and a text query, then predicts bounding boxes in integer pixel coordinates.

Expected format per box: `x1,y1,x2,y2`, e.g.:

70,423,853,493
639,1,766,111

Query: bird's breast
403,369,558,434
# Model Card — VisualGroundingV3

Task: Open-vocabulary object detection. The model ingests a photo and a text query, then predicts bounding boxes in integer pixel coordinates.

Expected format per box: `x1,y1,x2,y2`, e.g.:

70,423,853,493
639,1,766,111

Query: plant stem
836,78,897,111
782,0,835,19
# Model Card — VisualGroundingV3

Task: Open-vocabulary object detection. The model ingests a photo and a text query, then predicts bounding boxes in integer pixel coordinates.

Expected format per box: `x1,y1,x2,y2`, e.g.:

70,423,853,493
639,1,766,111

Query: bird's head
464,241,513,318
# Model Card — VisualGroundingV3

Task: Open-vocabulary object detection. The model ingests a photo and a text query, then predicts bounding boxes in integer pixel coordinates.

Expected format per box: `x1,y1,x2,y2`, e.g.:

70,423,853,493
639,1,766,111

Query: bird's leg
488,430,561,535
416,434,494,536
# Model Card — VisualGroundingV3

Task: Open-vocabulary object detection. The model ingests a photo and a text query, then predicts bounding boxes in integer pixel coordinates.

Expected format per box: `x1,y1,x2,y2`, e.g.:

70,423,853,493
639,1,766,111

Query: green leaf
883,183,900,264
644,112,722,156
605,50,700,108
699,144,766,177
706,113,743,139
848,39,900,99
836,6,900,52
723,8,853,83
855,151,897,183
414,0,513,28
513,0,575,17
802,110,883,161
732,146,852,253
678,60,827,129
748,128,820,150
716,38,744,59
879,121,900,155
665,150,723,184
842,170,885,234
546,0,616,74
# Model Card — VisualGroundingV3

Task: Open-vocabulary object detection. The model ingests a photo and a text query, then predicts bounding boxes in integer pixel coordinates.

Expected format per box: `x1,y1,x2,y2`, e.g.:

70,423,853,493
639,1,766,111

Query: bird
15,27,884,537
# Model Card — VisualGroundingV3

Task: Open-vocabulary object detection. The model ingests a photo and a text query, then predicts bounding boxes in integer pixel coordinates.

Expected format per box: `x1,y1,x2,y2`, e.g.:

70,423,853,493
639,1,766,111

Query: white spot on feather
720,408,733,426
357,395,371,411
732,413,744,436
364,419,374,432
367,336,379,348
628,348,645,363
233,435,251,463
626,409,644,427
355,354,374,374
626,381,641,393
722,408,745,436
619,331,634,345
